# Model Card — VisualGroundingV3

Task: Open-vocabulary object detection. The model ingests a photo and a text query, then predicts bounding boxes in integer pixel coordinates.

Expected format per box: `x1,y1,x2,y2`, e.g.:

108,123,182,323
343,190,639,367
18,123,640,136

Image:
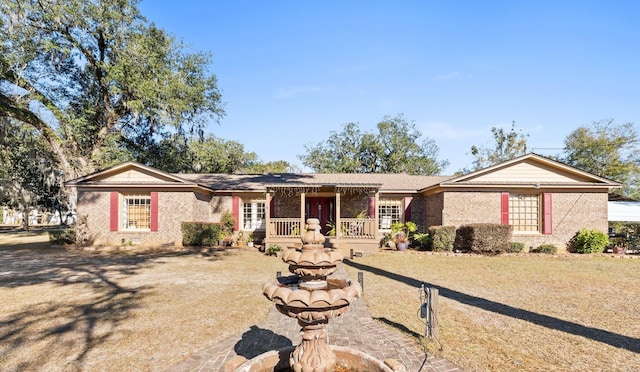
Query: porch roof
177,173,453,193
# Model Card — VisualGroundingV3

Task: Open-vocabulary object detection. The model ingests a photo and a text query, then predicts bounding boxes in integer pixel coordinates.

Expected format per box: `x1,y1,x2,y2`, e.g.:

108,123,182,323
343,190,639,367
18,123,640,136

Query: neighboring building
65,153,621,254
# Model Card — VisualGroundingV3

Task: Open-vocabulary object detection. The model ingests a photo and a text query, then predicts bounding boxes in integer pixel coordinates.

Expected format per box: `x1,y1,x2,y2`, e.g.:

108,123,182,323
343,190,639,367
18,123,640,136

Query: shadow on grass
376,317,423,340
344,259,640,354
0,246,221,288
0,274,149,368
0,245,229,368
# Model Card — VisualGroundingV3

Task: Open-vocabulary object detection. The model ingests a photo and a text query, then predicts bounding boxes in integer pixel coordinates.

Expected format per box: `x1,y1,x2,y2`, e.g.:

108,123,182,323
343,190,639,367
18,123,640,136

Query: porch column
335,191,341,238
300,192,306,234
374,191,380,238
265,192,272,238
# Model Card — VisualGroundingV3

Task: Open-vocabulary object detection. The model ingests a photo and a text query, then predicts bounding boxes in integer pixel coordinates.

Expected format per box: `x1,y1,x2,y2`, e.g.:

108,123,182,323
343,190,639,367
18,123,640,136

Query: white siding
465,160,593,183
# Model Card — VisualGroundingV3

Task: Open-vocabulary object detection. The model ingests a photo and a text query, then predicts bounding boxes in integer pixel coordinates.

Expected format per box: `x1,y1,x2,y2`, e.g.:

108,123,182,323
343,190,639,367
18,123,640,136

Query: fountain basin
236,345,397,372
263,276,362,323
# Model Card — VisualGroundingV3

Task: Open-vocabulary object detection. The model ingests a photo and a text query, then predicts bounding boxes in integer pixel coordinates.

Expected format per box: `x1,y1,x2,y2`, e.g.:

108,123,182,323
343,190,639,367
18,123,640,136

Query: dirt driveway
0,231,283,371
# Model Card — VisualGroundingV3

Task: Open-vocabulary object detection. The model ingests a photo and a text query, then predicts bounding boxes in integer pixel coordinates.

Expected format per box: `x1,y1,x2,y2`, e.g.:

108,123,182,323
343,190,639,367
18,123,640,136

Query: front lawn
0,233,283,371
344,252,640,371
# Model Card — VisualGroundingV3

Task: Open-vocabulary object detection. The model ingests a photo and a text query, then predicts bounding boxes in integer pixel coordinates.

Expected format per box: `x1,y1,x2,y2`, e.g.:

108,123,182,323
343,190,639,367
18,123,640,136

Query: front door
305,197,335,235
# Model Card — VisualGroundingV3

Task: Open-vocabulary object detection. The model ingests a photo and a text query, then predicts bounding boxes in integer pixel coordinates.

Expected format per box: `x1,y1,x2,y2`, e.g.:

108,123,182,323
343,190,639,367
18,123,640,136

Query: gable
65,162,214,193
420,153,621,194
461,159,594,183
93,167,180,184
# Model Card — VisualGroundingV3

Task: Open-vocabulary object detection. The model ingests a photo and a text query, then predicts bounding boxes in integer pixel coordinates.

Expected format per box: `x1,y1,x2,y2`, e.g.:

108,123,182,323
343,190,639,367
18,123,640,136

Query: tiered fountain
239,218,398,372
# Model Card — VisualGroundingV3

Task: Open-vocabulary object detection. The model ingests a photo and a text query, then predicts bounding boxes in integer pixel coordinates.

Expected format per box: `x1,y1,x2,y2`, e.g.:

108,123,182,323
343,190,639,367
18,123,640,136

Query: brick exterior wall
443,191,502,226
410,194,427,233
78,189,210,246
273,195,301,218
211,195,233,222
79,185,609,253
424,190,608,253
425,193,444,228
340,193,369,217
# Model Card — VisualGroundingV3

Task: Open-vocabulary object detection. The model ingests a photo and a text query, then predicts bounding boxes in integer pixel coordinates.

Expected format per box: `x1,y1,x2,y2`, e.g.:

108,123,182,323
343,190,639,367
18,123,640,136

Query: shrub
412,233,431,250
266,245,282,256
181,222,223,247
454,224,512,254
49,229,76,245
220,211,235,237
532,244,557,254
573,228,609,254
428,225,456,252
507,242,525,253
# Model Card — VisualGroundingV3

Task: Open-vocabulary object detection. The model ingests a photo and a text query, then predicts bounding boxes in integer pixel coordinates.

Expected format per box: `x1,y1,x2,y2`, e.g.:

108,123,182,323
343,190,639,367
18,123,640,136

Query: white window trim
378,198,404,231
242,200,266,230
122,193,151,231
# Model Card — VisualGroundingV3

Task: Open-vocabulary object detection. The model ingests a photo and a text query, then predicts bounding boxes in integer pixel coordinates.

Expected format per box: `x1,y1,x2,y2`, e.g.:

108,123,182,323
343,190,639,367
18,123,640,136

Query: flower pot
396,242,408,251
612,246,626,254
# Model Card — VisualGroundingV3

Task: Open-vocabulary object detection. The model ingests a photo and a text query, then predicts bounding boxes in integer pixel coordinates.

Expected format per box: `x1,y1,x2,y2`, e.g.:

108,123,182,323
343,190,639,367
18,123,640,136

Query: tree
0,0,224,183
245,161,296,174
467,121,529,171
560,119,640,196
300,115,448,175
0,118,65,229
188,135,258,174
139,134,294,174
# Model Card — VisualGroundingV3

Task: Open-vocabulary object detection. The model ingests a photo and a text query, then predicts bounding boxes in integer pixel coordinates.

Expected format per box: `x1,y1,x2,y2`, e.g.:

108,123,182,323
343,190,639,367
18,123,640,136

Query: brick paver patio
167,265,461,372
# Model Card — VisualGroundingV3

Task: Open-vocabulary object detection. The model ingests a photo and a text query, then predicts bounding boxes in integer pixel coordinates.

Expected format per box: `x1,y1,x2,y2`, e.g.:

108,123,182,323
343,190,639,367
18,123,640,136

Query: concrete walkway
167,266,462,372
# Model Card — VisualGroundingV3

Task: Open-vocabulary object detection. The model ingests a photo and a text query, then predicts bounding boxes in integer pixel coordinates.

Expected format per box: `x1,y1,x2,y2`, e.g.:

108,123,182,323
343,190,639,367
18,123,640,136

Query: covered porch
263,183,382,255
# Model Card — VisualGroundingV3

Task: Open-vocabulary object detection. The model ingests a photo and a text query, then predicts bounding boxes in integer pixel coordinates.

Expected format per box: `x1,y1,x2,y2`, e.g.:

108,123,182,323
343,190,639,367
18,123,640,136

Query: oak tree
300,115,448,175
0,0,224,181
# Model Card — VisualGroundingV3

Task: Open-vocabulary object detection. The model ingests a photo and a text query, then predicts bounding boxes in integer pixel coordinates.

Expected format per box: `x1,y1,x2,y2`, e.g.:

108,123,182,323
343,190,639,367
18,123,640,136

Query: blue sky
138,0,639,174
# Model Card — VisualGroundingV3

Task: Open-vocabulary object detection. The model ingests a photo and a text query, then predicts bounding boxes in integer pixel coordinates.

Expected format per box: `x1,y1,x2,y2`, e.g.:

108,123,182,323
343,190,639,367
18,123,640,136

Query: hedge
49,229,76,245
573,228,609,254
428,225,456,252
454,223,512,254
181,222,223,247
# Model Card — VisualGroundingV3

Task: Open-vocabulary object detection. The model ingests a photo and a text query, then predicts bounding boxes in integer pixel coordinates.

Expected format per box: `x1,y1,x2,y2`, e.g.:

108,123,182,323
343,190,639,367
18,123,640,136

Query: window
379,199,403,229
122,194,151,230
509,194,540,232
242,201,266,230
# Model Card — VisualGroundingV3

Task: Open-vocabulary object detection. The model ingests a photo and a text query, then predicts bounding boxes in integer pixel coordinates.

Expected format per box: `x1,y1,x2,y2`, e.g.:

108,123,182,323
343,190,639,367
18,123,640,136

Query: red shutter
543,193,553,235
404,196,413,221
150,192,159,232
110,192,119,231
501,192,509,225
232,196,240,231
368,196,375,218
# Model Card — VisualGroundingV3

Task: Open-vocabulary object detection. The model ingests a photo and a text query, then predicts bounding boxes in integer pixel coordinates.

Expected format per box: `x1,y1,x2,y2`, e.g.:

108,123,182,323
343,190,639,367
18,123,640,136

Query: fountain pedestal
260,218,403,372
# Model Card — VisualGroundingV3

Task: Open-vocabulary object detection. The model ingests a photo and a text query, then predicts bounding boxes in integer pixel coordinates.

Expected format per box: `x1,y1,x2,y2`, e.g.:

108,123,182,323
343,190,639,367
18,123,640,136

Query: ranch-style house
65,153,621,254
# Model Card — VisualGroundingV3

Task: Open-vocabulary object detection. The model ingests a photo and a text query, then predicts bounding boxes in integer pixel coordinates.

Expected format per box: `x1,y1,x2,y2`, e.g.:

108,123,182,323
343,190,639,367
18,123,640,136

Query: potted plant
237,231,246,247
391,221,417,251
267,244,282,257
247,232,254,247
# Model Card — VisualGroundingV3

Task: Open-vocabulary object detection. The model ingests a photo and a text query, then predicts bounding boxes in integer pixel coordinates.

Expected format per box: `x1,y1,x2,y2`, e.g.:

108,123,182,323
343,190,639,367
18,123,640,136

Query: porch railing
268,217,376,239
339,218,376,239
268,218,302,238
